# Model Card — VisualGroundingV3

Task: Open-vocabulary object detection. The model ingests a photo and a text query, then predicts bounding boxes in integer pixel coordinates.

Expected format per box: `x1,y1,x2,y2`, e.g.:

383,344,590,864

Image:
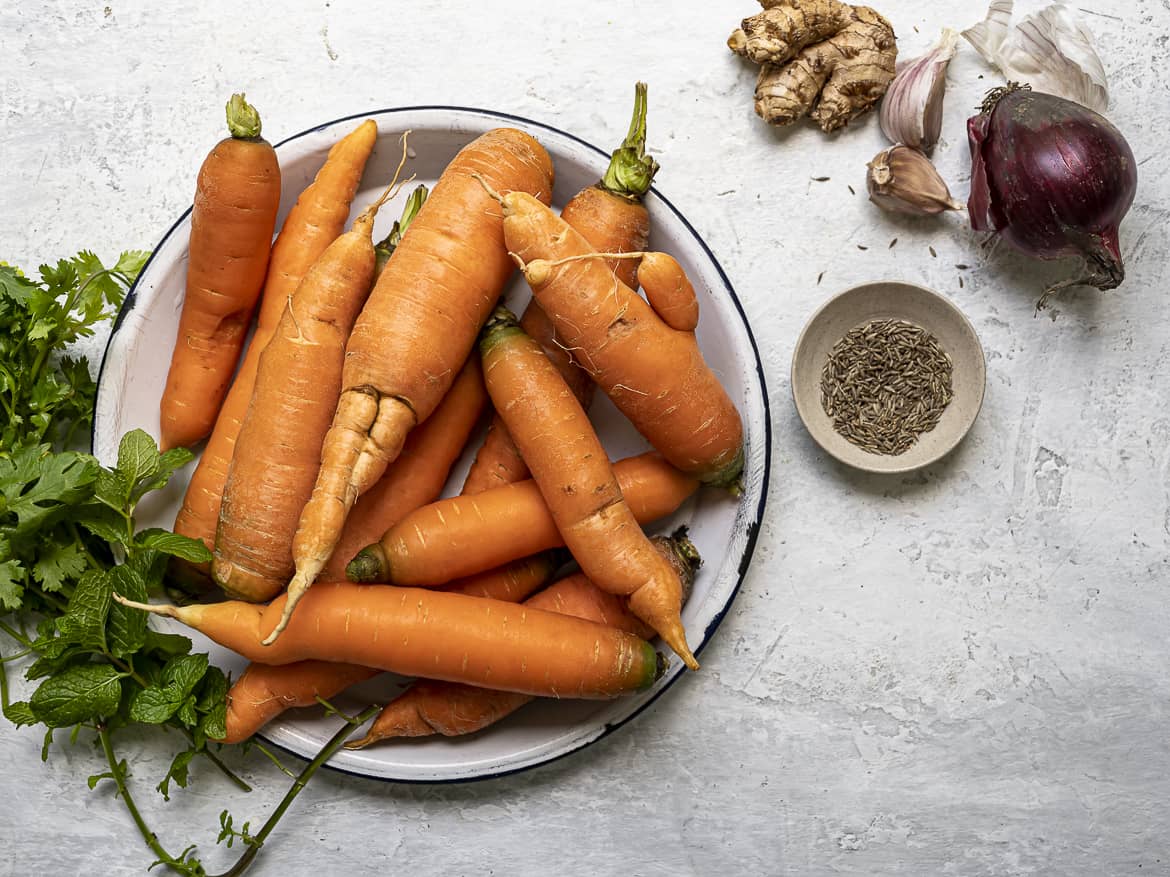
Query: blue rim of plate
93,105,772,785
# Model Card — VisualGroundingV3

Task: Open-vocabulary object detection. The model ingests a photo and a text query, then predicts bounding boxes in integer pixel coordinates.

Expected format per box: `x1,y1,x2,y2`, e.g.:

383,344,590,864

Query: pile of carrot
138,84,746,747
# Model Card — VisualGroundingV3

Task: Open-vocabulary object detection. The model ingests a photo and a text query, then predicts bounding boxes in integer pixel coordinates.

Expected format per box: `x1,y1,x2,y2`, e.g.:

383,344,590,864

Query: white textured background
3,1,1169,874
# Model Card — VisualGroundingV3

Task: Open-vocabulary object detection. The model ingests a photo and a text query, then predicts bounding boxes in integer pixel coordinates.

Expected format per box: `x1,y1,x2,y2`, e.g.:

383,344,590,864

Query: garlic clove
879,28,959,152
867,145,964,217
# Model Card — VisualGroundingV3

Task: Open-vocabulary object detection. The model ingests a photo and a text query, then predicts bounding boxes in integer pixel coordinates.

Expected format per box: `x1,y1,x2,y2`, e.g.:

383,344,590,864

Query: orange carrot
347,532,699,747
114,583,665,699
272,128,555,644
218,350,484,742
439,551,565,602
172,119,379,567
500,193,744,489
160,94,281,452
213,160,409,601
459,84,656,495
347,451,697,586
637,251,699,332
559,81,657,289
321,355,485,580
219,660,379,745
478,306,697,669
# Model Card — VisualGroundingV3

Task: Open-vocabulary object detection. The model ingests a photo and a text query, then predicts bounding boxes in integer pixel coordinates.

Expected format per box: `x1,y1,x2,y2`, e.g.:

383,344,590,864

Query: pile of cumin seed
820,318,954,456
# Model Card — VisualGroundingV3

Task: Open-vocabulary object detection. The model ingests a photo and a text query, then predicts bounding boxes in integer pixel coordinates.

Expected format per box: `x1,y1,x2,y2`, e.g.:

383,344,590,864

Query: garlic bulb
879,28,959,152
866,146,963,217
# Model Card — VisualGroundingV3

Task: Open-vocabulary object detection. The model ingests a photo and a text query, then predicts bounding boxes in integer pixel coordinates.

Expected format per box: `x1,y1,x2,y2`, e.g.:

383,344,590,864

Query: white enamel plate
94,107,771,783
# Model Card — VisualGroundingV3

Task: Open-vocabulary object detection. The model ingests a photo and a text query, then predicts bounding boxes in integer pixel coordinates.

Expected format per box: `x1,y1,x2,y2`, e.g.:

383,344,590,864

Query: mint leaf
29,663,125,727
143,629,193,657
158,748,195,800
137,447,194,496
117,429,161,500
55,570,111,652
129,684,182,724
136,530,212,564
4,700,36,726
74,503,128,545
106,564,148,658
129,654,209,725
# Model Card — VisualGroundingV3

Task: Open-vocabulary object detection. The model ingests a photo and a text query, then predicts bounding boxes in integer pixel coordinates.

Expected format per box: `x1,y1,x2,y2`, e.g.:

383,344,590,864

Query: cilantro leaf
0,559,23,610
33,541,88,593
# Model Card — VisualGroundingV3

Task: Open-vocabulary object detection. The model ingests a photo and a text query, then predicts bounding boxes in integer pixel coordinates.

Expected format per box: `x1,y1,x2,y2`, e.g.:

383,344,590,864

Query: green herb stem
208,706,381,877
97,722,187,871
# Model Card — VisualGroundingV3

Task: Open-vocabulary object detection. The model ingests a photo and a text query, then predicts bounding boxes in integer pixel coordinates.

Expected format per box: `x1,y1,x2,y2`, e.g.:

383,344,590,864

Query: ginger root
729,0,897,132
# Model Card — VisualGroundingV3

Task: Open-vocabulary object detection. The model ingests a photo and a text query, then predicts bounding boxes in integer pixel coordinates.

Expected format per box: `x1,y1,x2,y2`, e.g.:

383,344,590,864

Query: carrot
114,583,665,699
172,118,379,571
498,191,745,490
213,152,409,602
459,84,657,495
559,80,658,289
347,451,697,586
160,94,282,452
220,660,379,745
478,306,698,669
320,355,485,581
270,128,555,645
218,348,484,742
439,550,565,602
637,252,699,332
347,532,699,747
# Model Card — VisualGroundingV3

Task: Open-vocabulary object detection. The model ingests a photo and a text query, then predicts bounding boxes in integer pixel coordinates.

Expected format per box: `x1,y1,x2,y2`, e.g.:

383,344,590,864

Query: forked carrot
173,118,378,568
320,356,485,580
114,583,665,699
347,452,697,586
218,352,485,742
272,128,555,645
347,532,699,747
160,94,281,451
213,149,410,601
499,190,745,489
478,306,698,669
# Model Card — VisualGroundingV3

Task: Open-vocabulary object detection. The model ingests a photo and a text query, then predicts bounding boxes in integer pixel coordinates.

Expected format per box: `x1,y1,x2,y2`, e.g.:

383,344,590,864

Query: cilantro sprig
0,251,375,876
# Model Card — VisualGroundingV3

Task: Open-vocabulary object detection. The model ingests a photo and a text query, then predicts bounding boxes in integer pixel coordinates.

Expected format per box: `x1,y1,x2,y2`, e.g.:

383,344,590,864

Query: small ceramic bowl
791,280,986,474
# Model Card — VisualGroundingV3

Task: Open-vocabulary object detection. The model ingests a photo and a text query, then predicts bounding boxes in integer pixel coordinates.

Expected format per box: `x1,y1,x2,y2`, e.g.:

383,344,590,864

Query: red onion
967,84,1136,293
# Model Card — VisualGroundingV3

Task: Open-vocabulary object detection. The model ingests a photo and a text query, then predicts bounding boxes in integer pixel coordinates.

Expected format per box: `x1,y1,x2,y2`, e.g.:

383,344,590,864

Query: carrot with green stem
478,306,699,669
348,531,698,748
269,128,555,645
347,451,698,586
493,186,745,490
213,143,412,602
173,118,379,570
113,583,665,699
218,354,485,742
160,93,282,452
460,82,658,495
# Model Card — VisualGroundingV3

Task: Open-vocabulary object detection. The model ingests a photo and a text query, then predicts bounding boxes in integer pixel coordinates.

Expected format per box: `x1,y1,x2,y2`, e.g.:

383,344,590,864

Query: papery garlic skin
962,0,1108,112
867,146,964,217
880,28,959,152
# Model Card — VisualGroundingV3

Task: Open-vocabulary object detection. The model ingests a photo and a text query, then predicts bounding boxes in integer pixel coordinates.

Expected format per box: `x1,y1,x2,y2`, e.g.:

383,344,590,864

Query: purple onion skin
967,87,1137,290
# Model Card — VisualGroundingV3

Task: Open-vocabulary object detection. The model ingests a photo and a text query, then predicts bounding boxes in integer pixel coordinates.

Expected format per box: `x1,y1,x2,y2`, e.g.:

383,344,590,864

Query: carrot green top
599,81,660,201
225,93,263,140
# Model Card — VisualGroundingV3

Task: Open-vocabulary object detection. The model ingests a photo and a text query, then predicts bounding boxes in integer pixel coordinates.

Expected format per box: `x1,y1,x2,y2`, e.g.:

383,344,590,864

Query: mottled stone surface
2,1,1169,874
